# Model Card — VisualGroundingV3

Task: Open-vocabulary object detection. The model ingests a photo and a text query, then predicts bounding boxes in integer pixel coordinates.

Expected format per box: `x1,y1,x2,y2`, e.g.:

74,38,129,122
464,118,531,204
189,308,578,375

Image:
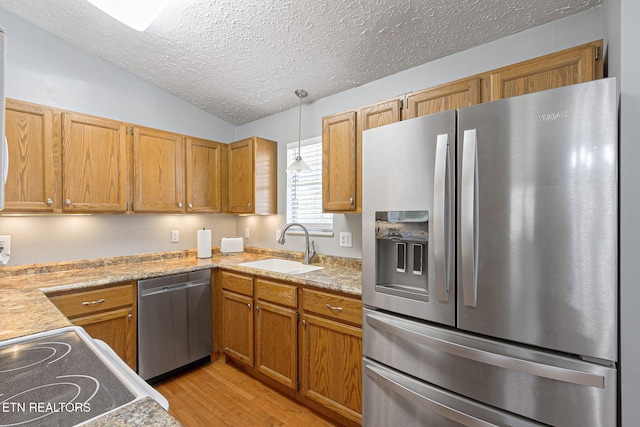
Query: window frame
285,136,333,234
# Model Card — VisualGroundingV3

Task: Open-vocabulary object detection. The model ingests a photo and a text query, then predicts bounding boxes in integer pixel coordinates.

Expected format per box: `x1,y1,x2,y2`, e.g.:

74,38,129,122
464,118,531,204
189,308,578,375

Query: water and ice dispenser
375,210,429,301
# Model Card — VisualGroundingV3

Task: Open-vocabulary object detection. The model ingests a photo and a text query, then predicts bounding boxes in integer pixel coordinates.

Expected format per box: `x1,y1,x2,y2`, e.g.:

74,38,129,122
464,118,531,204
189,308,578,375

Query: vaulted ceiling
0,0,602,125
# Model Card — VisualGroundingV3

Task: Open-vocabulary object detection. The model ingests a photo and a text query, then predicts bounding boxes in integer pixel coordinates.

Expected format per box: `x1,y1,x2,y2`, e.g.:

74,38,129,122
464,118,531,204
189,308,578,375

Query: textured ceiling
0,0,601,125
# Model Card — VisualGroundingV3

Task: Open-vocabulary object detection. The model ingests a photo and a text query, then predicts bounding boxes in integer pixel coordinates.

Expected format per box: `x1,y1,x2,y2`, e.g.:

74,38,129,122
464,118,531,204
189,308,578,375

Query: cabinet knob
65,199,71,206
128,314,132,321
349,197,354,205
188,203,193,209
256,306,261,312
46,198,53,206
247,303,251,309
247,202,251,209
178,202,183,208
302,320,306,326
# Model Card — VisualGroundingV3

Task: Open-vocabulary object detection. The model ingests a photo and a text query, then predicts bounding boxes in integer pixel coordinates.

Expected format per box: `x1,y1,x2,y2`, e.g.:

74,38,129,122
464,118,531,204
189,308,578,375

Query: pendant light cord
298,94,302,157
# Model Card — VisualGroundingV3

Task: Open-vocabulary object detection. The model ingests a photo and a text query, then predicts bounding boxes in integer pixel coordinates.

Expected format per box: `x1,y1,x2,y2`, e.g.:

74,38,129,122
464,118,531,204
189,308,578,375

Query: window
286,137,333,232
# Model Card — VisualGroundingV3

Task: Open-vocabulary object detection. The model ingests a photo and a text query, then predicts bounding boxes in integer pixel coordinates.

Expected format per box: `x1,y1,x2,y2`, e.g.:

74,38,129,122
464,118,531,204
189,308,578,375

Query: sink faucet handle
309,240,316,259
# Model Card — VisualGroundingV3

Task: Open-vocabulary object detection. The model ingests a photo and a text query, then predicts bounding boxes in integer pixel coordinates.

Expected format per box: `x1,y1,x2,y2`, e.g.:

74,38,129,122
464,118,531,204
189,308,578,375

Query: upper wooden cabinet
322,111,357,212
185,137,228,213
132,126,184,213
228,136,277,215
62,113,128,213
4,99,58,212
323,100,401,213
403,77,481,120
321,40,604,214
488,40,603,101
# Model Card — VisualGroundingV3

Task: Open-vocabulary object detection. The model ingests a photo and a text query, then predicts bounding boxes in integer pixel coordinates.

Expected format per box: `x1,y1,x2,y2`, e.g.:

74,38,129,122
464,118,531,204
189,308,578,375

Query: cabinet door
185,137,226,213
133,126,184,213
489,40,603,100
221,290,254,367
4,100,57,212
62,113,128,212
301,313,362,423
73,307,136,370
255,300,297,390
404,77,481,120
322,111,357,212
228,138,254,213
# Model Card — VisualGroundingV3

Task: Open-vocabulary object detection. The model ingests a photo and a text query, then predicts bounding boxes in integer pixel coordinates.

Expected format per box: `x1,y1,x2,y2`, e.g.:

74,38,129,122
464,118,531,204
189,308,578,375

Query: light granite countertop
0,247,362,427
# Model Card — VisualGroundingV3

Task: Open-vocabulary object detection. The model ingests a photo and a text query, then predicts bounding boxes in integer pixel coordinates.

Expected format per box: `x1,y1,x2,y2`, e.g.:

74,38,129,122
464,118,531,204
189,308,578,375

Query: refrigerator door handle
433,133,450,302
365,363,498,427
461,129,478,307
365,311,605,389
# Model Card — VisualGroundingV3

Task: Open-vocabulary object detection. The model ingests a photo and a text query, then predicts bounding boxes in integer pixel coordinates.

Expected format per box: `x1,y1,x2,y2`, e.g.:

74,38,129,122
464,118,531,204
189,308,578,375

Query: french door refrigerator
361,78,618,426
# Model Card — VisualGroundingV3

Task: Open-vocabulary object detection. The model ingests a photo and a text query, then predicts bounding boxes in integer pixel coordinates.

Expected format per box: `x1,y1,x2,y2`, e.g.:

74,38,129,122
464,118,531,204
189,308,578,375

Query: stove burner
0,342,71,373
0,330,135,426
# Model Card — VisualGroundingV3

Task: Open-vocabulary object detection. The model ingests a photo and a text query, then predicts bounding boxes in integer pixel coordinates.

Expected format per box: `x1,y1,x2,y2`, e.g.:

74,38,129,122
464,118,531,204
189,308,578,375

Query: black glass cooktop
0,329,135,426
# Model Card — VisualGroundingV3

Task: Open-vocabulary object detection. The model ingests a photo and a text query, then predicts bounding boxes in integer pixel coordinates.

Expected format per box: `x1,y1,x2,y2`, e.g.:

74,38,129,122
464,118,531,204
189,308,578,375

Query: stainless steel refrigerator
361,78,618,426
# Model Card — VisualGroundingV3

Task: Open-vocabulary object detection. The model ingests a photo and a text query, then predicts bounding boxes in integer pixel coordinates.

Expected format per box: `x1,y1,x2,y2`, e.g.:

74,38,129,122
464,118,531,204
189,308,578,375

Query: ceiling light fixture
287,89,312,173
86,0,172,31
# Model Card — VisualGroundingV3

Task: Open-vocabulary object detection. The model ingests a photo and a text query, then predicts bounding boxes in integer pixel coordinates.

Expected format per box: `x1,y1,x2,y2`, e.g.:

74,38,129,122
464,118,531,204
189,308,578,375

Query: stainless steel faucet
278,223,316,265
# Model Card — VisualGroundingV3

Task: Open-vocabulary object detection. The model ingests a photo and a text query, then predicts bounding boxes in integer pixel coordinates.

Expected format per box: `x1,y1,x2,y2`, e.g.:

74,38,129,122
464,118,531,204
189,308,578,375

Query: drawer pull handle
82,298,106,306
325,304,343,312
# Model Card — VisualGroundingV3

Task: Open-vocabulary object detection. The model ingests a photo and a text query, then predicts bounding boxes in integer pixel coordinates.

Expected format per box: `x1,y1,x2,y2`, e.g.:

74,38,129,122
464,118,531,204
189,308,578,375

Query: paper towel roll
197,229,212,259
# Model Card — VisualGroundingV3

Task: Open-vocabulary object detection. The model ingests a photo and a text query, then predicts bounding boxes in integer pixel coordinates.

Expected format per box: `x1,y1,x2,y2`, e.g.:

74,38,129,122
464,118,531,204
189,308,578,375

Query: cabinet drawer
255,279,297,308
49,283,134,319
221,270,253,296
302,288,362,326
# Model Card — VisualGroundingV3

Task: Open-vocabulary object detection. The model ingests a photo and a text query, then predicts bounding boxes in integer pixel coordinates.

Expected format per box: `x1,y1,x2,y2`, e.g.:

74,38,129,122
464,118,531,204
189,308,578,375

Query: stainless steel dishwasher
138,269,211,382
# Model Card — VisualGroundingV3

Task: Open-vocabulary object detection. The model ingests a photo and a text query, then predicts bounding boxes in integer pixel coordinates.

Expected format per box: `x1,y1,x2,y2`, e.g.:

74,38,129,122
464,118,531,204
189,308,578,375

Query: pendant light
287,89,312,172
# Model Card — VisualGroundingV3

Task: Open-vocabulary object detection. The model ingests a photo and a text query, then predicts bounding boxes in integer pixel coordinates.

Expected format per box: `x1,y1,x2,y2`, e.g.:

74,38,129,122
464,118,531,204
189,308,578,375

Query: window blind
286,138,333,231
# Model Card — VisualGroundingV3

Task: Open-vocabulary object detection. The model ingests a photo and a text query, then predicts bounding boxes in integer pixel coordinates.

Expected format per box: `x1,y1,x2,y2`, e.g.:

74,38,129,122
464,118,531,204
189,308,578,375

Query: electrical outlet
276,229,282,242
0,235,10,254
339,232,352,248
244,228,250,239
171,230,179,243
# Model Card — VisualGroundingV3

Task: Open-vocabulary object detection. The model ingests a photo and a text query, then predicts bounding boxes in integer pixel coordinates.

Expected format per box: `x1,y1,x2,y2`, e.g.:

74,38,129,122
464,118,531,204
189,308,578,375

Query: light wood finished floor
154,359,340,427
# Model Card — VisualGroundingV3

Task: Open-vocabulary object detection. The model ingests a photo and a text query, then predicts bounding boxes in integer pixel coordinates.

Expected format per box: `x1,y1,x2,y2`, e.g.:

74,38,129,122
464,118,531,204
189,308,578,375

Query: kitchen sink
239,258,324,275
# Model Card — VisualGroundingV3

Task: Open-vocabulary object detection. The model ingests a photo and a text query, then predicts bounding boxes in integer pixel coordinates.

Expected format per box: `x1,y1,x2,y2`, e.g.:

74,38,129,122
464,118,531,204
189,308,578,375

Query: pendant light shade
287,89,312,172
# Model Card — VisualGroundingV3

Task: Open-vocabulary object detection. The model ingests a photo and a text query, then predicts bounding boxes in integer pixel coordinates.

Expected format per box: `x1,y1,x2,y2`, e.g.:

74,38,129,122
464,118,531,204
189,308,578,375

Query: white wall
0,7,238,266
234,7,604,259
615,0,640,423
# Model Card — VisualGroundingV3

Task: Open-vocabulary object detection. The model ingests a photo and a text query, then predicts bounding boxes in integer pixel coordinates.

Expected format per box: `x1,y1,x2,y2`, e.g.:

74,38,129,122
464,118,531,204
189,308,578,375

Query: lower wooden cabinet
47,281,136,369
218,270,363,426
254,279,298,390
301,288,363,425
221,288,254,367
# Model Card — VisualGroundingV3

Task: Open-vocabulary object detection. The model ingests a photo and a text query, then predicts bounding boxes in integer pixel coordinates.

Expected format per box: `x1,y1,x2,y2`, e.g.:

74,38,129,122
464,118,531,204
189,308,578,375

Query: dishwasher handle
140,279,210,297
140,282,188,297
